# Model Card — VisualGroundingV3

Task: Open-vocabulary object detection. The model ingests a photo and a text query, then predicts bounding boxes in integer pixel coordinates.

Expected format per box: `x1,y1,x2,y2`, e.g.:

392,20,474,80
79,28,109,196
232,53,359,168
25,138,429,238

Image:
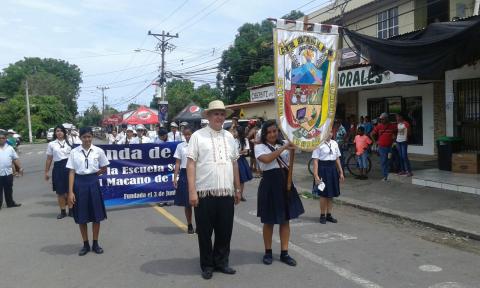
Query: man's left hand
234,192,241,205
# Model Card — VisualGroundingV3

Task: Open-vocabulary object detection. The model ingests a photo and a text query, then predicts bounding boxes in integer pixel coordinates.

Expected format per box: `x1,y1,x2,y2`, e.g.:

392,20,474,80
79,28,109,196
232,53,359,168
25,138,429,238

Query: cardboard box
452,153,480,174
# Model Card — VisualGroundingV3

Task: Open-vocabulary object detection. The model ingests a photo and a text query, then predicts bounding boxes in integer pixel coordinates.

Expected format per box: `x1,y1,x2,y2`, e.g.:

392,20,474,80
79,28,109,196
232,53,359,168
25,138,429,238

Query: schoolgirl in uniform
173,126,194,234
107,129,122,144
311,133,344,224
233,126,252,201
67,127,110,256
255,120,304,266
119,126,137,144
45,125,73,219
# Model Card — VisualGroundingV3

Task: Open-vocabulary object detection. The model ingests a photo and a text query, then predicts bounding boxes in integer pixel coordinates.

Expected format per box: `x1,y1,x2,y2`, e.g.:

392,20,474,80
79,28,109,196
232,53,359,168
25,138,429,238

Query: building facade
304,0,479,155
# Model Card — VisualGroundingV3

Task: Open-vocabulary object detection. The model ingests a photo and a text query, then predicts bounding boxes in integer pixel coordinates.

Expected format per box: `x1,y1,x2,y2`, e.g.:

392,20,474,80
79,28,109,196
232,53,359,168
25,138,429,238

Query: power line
177,0,232,33
167,0,222,33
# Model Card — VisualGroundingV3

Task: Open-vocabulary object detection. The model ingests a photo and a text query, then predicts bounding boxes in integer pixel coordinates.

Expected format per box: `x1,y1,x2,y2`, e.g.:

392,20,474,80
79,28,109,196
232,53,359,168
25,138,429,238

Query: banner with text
274,22,340,151
97,143,179,208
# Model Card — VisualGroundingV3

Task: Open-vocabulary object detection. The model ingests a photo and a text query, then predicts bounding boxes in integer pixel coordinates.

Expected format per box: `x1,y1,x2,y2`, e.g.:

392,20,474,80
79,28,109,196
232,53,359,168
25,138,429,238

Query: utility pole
148,30,179,126
97,86,110,119
25,79,33,143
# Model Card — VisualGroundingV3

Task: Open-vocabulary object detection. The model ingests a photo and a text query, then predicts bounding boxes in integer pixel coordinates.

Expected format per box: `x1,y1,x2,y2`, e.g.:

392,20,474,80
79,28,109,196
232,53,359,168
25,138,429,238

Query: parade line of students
0,100,350,280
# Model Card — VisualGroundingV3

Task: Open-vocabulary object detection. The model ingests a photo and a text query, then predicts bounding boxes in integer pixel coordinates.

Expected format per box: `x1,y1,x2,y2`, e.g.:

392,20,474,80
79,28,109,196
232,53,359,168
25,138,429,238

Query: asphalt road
0,142,479,288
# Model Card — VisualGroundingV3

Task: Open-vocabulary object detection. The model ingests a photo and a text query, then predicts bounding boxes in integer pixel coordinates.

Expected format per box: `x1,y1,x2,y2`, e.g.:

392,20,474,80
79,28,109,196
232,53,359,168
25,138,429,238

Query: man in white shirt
0,132,23,208
167,122,182,142
187,100,241,280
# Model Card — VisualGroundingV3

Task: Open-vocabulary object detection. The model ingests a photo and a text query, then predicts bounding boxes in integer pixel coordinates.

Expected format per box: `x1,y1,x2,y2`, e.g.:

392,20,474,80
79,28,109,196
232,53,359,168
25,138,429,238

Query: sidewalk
292,152,480,240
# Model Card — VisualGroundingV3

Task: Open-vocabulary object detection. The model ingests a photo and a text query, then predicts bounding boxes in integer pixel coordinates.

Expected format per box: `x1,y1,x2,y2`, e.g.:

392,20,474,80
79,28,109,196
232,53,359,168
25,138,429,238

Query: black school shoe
215,266,236,274
201,268,214,280
57,212,66,219
92,245,104,254
326,214,338,223
263,253,273,265
7,203,21,208
280,254,297,266
78,246,90,256
187,224,194,234
319,215,327,224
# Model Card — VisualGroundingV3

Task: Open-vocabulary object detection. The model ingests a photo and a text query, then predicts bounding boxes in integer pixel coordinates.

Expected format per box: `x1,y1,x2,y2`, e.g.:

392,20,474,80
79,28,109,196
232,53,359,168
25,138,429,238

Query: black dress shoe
326,215,338,223
187,224,194,234
215,266,236,274
201,268,213,280
7,203,21,208
319,215,327,224
280,254,297,266
78,246,90,256
57,213,66,219
68,210,73,217
92,245,104,254
263,254,273,265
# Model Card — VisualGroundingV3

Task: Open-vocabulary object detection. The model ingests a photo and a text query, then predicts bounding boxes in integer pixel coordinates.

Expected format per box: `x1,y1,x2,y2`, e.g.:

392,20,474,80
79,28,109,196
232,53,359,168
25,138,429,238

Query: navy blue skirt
238,156,253,183
52,159,69,195
174,168,190,207
72,173,107,224
312,160,340,198
257,168,304,224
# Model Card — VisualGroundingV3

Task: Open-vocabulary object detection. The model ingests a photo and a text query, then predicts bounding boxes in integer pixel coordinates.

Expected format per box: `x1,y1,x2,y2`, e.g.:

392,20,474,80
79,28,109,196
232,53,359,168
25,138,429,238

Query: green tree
0,57,82,116
104,105,119,116
218,20,274,104
191,84,222,107
165,79,195,120
79,104,102,127
0,94,71,139
282,10,304,20
127,103,141,111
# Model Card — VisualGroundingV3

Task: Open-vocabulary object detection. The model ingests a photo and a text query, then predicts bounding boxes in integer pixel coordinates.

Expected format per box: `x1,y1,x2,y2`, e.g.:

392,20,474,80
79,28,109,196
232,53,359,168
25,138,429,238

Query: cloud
52,26,69,33
14,0,80,16
79,0,130,12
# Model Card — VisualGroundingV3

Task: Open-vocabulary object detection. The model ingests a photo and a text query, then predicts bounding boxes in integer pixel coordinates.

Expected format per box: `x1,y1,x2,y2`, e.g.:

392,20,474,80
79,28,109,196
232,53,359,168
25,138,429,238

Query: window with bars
377,7,399,39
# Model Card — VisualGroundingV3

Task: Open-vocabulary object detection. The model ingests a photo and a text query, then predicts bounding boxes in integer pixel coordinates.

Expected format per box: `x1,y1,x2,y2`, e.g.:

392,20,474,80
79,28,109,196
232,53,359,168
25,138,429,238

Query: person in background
45,125,73,219
358,116,365,129
246,119,258,175
168,122,182,142
179,122,188,141
332,119,348,169
396,113,413,177
134,124,151,144
67,127,110,256
229,117,239,134
233,126,252,201
311,132,344,224
69,129,82,144
118,124,128,142
371,113,397,181
363,116,374,135
255,120,304,266
119,126,137,145
346,115,358,144
108,129,122,145
353,126,372,180
0,131,23,209
154,128,168,144
173,126,195,234
200,119,209,128
6,130,17,150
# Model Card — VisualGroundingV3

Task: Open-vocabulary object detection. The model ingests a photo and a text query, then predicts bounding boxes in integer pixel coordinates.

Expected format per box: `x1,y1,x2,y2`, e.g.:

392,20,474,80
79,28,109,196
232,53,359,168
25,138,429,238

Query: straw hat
202,100,232,118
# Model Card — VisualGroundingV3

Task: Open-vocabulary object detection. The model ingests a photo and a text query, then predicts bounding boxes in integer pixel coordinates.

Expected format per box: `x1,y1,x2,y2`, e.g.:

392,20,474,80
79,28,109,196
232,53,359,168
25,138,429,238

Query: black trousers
194,196,234,271
0,175,14,208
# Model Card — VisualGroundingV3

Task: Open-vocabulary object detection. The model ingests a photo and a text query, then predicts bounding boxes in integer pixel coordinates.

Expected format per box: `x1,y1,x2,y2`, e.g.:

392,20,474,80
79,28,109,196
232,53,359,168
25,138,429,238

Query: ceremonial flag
274,22,340,151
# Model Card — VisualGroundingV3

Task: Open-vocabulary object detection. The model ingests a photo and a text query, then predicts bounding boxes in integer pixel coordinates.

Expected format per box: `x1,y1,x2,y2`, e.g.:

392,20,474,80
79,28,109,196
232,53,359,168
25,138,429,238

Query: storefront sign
250,85,275,101
338,66,417,89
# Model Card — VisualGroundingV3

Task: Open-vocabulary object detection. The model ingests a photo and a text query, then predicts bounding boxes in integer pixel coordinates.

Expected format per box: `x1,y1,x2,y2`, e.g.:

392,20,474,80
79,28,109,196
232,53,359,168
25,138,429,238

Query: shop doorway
454,78,480,152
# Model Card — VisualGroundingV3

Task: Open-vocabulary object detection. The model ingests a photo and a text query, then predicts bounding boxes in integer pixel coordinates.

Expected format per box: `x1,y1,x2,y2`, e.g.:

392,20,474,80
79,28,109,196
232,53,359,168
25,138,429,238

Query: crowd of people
0,98,415,280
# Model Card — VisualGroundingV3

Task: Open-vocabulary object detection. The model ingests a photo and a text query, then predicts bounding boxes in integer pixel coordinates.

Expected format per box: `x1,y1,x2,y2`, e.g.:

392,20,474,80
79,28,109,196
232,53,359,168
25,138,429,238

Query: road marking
429,282,469,288
419,264,442,272
303,232,357,244
37,151,43,155
234,216,383,288
151,205,187,232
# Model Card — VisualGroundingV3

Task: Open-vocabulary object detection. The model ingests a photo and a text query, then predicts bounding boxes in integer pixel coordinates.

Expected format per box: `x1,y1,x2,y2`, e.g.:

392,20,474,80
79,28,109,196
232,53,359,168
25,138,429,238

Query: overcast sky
0,0,331,113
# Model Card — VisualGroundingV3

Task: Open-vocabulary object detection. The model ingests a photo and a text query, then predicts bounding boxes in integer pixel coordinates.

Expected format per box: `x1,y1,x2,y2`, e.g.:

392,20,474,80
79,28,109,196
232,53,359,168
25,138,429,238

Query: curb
296,184,480,241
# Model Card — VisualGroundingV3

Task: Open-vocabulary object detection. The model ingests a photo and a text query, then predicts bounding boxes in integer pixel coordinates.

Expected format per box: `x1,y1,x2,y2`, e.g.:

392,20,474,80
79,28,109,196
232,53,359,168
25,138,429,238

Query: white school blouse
108,134,122,144
66,145,110,175
254,143,289,171
0,144,18,176
311,140,341,161
187,126,239,197
235,138,250,156
167,131,183,142
119,136,137,144
174,142,188,169
46,139,72,162
130,136,151,144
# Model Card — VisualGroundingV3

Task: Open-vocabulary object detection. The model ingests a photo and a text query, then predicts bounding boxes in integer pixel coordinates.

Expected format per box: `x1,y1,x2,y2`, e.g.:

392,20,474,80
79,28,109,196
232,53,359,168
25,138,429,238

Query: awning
344,15,480,78
122,106,159,125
